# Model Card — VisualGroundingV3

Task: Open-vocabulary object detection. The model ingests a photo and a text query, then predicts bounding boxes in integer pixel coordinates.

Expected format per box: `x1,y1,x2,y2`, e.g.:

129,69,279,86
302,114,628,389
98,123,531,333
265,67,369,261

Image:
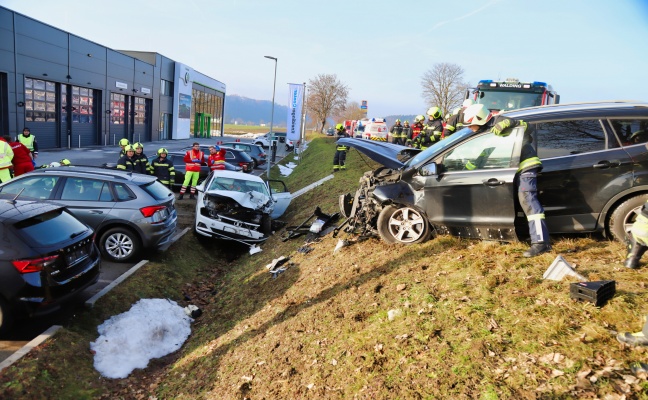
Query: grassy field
224,124,287,135
2,133,648,399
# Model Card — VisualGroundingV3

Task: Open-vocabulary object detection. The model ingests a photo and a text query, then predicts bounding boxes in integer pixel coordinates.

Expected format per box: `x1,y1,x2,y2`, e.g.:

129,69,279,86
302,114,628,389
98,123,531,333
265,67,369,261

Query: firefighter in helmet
402,120,412,145
132,142,150,174
444,99,475,137
463,103,550,257
333,123,349,172
118,138,130,159
149,147,175,188
407,115,426,146
117,145,137,172
412,107,443,150
390,119,404,145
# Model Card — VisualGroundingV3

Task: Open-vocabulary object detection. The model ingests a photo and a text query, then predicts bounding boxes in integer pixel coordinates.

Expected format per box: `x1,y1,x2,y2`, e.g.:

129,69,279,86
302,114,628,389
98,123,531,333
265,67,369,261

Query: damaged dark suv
338,101,648,245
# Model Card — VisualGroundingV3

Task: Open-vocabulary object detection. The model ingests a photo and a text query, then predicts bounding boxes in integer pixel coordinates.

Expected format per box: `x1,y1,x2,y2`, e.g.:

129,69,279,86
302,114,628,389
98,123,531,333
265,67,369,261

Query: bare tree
307,74,349,132
421,63,471,116
337,101,366,122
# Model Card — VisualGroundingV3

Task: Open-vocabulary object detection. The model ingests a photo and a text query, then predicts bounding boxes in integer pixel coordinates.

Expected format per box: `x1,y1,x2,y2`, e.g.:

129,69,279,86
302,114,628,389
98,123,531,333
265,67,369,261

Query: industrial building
0,5,225,150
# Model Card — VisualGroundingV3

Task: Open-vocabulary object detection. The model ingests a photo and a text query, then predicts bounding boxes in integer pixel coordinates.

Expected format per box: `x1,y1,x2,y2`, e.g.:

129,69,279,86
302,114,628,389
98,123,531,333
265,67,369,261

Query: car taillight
140,205,167,218
12,255,59,274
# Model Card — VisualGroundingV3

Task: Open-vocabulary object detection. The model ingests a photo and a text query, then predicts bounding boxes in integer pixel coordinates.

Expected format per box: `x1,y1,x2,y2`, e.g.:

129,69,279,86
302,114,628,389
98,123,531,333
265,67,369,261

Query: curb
0,325,62,373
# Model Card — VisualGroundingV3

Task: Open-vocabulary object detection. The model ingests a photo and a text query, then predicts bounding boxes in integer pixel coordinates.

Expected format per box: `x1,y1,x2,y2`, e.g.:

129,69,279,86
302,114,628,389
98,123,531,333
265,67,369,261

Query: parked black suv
0,200,101,334
338,101,648,245
0,167,177,262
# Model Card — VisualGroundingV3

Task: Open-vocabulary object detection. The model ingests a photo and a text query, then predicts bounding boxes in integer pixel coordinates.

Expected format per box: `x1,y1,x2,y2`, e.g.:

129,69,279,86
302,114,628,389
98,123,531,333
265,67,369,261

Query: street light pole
264,55,277,180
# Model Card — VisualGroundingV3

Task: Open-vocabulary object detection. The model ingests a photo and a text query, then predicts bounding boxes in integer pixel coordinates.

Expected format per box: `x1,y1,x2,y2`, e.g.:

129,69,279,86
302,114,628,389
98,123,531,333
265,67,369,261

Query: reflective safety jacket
443,110,466,137
0,140,14,170
410,122,424,142
208,149,226,170
17,133,37,154
116,154,136,171
183,149,205,172
149,156,175,184
402,126,412,141
390,123,404,138
422,119,444,143
133,152,150,174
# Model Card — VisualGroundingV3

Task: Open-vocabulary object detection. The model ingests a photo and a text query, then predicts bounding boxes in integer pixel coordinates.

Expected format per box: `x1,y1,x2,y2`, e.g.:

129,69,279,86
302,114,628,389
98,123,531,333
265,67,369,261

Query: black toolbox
569,280,616,307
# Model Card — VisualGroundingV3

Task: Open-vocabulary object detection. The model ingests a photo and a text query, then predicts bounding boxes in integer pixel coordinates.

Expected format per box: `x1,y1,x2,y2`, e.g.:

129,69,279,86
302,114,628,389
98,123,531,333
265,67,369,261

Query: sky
1,0,647,118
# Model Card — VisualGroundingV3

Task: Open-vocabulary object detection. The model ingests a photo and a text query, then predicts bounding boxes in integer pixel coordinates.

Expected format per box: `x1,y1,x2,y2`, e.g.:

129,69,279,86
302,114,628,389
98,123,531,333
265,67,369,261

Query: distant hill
224,95,288,127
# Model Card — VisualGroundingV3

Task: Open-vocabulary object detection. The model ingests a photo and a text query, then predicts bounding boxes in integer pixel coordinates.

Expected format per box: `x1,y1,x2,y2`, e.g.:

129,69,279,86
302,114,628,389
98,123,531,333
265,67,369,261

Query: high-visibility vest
18,134,35,152
0,141,14,169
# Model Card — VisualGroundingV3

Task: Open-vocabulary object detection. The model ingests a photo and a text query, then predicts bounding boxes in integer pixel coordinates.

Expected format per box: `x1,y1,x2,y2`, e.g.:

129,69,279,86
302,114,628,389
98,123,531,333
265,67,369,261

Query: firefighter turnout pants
518,169,549,245
333,150,347,171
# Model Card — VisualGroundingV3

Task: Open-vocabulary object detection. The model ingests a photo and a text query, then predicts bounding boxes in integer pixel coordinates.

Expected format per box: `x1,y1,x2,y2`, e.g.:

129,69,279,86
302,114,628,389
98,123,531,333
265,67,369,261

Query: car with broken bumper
194,170,291,244
338,101,648,245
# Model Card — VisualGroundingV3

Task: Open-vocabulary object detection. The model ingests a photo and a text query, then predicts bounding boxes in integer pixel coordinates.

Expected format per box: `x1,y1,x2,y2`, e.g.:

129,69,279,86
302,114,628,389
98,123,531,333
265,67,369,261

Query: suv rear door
532,118,634,233
54,177,116,230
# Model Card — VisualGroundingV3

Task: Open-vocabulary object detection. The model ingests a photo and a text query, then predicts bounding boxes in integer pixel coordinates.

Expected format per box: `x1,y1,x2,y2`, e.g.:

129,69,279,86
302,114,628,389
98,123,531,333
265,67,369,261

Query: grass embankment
2,133,648,399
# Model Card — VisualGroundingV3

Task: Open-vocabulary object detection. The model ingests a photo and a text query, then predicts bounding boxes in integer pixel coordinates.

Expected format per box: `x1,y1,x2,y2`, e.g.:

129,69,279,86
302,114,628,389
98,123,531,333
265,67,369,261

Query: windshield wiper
70,230,86,238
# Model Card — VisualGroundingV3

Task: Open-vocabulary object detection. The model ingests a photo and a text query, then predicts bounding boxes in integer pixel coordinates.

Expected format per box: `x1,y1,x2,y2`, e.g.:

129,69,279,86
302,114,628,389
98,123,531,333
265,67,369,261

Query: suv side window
61,178,105,201
441,131,517,172
114,183,136,201
610,119,648,146
535,120,606,158
0,175,59,199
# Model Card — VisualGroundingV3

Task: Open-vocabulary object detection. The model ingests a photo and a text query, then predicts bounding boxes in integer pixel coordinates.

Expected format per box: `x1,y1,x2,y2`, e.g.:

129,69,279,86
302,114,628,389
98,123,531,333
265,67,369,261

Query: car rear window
141,180,173,201
15,209,89,246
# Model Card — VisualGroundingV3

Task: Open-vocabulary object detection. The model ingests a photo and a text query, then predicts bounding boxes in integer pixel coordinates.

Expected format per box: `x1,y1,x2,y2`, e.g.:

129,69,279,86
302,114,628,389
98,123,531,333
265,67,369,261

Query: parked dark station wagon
338,101,648,245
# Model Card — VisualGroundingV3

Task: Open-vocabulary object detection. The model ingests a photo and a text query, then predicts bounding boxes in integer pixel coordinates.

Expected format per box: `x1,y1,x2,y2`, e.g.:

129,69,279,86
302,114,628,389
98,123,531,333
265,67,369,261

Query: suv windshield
15,209,88,246
477,90,543,110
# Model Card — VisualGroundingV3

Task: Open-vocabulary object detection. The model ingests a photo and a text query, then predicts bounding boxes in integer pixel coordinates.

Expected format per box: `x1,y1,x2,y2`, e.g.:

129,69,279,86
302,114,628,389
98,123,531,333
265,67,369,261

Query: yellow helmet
125,145,136,152
336,123,344,130
157,147,169,155
395,119,401,123
427,107,442,119
415,115,425,123
60,158,71,166
133,142,143,149
119,138,130,146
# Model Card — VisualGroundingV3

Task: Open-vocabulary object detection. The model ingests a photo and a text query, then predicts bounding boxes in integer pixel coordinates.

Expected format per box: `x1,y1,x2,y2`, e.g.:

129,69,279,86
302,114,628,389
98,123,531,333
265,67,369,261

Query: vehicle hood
205,189,273,213
337,138,419,169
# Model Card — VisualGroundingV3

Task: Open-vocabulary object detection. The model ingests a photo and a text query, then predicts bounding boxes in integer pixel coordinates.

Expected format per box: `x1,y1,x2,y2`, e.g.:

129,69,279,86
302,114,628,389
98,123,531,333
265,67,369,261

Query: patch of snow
90,298,193,379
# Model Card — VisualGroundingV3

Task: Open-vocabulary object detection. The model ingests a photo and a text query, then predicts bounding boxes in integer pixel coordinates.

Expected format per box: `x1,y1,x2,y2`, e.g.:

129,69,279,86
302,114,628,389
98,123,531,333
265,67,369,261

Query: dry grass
2,135,648,399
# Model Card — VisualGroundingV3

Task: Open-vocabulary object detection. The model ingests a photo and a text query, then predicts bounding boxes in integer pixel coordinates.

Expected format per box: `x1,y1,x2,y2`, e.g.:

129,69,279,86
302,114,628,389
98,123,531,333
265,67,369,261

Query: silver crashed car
194,170,291,244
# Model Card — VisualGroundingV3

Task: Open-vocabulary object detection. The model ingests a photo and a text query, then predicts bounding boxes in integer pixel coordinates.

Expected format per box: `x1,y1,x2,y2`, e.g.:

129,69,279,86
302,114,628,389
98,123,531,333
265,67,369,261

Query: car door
412,129,521,240
0,174,61,200
533,118,634,233
56,177,115,230
267,180,291,219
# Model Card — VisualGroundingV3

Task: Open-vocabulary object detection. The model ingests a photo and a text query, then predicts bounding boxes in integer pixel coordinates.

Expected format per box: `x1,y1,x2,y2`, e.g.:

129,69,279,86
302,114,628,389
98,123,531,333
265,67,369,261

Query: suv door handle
482,178,505,186
593,160,620,169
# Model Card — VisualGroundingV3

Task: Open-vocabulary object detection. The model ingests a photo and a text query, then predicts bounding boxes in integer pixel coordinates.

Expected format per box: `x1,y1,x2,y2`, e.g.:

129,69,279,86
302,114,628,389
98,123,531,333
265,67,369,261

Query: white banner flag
287,83,304,142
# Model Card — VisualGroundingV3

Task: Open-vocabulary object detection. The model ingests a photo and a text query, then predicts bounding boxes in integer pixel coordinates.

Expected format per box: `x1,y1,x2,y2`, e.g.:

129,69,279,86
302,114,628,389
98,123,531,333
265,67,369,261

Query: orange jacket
183,149,205,172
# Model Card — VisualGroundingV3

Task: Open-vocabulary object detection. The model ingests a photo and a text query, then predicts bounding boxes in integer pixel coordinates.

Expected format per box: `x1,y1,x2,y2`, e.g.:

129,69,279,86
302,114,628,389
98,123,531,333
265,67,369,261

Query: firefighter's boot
617,316,648,347
523,243,551,258
624,237,647,269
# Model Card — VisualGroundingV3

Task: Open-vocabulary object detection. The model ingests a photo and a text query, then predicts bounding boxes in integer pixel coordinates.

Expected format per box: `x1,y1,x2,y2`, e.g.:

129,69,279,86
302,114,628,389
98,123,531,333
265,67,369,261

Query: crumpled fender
372,181,416,207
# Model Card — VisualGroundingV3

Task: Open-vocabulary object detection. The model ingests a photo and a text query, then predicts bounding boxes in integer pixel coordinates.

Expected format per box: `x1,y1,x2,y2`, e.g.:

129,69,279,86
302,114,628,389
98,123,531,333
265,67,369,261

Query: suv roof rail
38,166,134,180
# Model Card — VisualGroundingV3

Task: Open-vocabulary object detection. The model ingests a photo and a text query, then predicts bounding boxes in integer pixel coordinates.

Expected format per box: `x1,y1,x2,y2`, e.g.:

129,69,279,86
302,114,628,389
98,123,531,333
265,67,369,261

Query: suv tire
377,205,430,244
608,194,648,243
100,227,141,263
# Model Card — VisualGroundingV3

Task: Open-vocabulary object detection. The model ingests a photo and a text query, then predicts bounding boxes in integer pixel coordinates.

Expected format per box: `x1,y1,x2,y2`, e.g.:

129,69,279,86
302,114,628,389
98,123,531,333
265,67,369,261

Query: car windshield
208,177,269,195
141,180,173,201
404,128,476,168
15,208,88,246
477,90,543,111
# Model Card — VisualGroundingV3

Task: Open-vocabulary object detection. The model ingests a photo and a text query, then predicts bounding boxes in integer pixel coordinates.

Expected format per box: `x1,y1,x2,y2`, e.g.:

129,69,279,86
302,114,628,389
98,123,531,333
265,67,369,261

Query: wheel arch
600,187,648,239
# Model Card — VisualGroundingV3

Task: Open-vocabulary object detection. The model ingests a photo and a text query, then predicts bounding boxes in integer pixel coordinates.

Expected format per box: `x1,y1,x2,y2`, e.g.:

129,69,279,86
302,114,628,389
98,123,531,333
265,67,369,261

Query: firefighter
463,103,550,257
179,142,204,200
207,145,226,171
4,135,33,177
118,138,130,159
616,315,648,347
0,136,13,183
422,107,444,142
149,147,175,188
622,200,648,269
116,145,136,172
16,127,38,164
401,120,412,145
333,123,349,172
132,142,150,174
407,115,425,146
390,119,404,145
444,99,475,137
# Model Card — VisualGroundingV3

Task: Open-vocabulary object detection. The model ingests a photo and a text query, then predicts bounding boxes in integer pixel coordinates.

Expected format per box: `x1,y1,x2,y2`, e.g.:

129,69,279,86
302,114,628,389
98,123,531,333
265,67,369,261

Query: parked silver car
0,166,177,262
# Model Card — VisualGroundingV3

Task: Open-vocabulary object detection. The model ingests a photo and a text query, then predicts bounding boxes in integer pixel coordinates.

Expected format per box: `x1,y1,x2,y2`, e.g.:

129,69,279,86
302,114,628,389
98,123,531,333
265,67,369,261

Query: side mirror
419,163,438,177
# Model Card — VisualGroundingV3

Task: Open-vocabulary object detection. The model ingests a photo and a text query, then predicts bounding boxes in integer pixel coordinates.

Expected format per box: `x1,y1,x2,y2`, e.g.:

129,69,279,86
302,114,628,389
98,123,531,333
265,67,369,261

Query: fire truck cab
467,78,560,113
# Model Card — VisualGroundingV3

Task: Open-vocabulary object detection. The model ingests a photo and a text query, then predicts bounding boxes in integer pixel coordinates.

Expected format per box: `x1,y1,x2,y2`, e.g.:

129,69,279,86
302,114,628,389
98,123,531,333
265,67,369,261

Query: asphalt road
0,133,293,364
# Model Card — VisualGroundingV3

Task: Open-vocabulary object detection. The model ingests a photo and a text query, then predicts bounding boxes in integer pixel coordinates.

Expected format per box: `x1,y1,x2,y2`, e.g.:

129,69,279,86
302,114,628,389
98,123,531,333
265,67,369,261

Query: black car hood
337,139,420,169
